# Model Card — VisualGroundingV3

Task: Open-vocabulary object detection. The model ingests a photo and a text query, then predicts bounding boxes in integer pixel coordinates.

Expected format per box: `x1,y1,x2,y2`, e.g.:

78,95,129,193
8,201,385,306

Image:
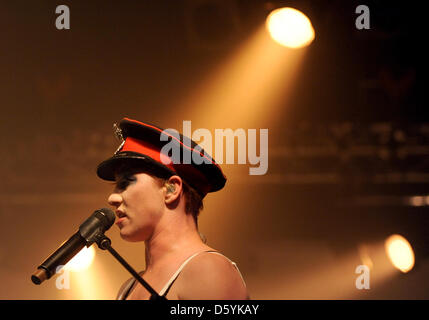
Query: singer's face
108,169,165,242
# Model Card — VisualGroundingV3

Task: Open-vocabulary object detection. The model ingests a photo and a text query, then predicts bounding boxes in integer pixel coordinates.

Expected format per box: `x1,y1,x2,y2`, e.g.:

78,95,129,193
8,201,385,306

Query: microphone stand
95,235,167,301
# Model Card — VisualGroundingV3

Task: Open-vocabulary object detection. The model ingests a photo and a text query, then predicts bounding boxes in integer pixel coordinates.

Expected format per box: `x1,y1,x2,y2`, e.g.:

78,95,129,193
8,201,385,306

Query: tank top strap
159,250,218,296
116,270,145,300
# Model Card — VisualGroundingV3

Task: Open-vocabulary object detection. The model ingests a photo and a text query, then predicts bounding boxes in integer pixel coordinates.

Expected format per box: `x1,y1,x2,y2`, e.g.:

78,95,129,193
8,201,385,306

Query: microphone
31,208,115,285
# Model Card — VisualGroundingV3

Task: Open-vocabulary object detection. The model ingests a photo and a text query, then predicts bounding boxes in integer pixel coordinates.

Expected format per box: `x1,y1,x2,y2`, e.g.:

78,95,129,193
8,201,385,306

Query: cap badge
113,123,125,155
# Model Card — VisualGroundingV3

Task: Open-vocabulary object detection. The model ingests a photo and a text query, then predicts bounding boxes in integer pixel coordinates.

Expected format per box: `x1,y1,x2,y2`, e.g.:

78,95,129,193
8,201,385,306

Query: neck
144,210,208,270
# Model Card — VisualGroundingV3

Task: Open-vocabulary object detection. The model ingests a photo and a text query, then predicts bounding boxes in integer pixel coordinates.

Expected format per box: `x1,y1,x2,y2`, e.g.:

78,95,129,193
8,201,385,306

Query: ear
164,175,182,205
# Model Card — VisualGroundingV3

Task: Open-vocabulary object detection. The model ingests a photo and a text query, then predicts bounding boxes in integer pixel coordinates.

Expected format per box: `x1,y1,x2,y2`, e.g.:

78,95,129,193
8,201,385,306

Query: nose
108,192,123,208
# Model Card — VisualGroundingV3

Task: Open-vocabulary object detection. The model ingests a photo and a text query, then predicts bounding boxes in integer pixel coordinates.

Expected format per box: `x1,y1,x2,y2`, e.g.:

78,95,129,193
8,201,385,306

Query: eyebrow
114,168,143,179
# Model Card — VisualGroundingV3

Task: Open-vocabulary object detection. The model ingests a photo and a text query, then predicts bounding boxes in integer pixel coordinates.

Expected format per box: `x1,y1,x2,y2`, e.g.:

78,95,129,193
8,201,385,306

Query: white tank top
116,250,246,300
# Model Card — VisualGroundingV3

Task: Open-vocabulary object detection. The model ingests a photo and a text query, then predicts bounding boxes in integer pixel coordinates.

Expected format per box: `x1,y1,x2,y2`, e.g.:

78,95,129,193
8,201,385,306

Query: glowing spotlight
266,7,315,48
65,245,96,272
385,234,415,273
410,196,424,206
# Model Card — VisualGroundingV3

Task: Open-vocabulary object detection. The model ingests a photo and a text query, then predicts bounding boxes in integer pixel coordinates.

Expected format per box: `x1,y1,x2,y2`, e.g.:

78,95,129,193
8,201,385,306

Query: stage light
385,234,415,273
410,196,424,206
64,245,96,272
266,7,315,48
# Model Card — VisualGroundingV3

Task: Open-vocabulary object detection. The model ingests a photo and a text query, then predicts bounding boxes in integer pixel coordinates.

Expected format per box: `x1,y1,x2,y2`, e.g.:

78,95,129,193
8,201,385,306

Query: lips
116,217,127,225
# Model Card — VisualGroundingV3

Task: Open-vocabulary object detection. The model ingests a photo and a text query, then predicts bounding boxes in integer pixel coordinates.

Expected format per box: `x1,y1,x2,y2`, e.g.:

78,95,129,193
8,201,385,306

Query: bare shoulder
175,251,249,300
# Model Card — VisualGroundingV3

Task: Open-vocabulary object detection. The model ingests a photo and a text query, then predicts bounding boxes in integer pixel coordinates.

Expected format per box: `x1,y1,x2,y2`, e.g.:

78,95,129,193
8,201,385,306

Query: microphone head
79,208,116,246
94,208,116,231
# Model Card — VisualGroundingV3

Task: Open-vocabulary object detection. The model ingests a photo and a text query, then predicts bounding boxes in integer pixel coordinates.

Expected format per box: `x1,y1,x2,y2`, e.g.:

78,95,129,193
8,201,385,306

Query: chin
119,228,151,242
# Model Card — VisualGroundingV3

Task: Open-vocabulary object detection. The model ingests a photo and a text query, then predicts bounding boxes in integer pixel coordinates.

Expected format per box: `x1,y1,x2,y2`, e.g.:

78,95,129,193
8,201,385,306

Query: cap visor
96,153,174,181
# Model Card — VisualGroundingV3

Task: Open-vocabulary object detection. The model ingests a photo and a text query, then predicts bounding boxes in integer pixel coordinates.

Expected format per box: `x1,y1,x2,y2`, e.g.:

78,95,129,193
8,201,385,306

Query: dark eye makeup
115,174,136,190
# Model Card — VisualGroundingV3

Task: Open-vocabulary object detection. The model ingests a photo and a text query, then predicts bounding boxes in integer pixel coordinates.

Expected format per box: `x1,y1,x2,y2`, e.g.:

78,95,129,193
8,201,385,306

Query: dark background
0,0,427,299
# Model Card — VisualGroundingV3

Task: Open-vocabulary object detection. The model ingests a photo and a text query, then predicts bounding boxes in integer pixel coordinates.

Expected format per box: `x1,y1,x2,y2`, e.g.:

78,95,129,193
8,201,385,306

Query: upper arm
175,253,248,300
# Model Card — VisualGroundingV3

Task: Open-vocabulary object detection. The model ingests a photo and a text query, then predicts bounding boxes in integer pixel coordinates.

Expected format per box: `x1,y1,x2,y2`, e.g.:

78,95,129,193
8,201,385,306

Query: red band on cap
120,137,210,194
121,137,176,172
123,118,222,170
